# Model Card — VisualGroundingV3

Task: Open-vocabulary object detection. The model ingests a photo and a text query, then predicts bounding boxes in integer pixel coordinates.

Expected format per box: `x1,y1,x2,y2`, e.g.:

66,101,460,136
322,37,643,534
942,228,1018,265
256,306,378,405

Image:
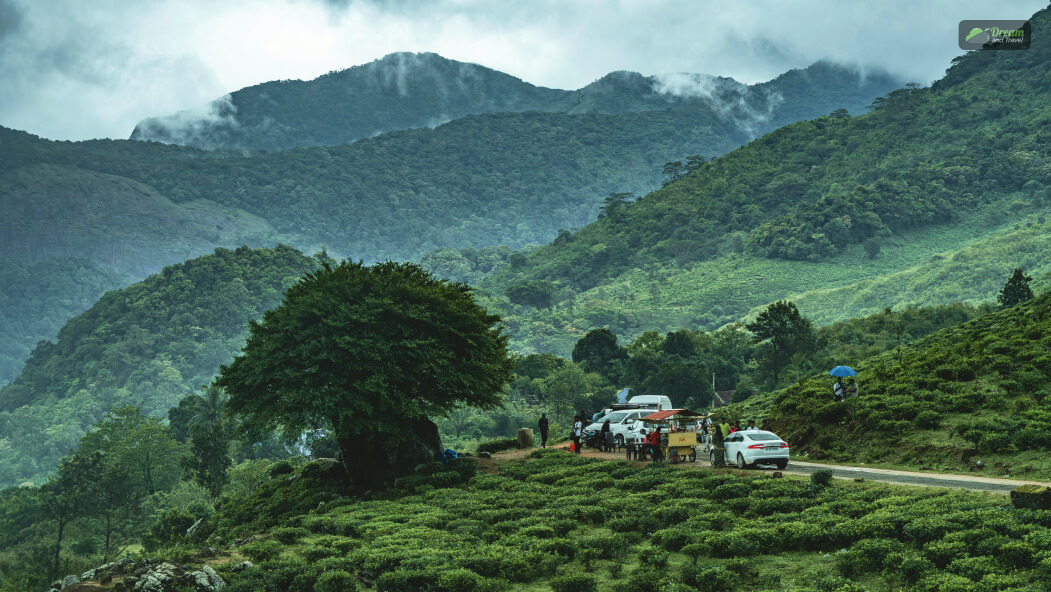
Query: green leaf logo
965,27,986,42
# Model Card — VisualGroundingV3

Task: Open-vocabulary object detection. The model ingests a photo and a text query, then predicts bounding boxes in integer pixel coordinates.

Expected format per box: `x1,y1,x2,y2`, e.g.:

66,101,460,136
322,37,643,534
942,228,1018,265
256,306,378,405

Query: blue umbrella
829,366,857,377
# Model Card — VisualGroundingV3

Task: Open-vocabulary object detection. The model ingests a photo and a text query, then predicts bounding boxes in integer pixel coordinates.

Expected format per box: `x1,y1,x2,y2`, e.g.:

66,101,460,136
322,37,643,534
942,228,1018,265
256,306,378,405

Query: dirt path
495,445,1051,494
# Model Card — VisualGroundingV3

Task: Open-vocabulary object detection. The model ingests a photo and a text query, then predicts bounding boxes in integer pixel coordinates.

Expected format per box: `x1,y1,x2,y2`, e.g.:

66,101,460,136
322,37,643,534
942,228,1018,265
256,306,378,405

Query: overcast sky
0,0,1046,141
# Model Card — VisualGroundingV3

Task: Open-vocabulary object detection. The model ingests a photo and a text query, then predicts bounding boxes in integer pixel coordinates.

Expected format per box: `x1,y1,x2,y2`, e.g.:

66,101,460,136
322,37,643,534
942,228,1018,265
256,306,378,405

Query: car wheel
689,453,696,462
737,453,748,470
775,459,788,470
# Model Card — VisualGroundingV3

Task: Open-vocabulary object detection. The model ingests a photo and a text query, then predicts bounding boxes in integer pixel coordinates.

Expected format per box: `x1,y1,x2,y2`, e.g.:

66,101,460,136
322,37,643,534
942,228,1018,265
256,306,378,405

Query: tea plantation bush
768,291,1051,469
216,449,1051,591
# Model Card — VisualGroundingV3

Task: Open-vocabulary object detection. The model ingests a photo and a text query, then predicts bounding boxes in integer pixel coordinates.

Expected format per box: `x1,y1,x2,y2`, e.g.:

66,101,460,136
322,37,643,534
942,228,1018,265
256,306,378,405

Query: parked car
583,409,651,448
713,430,789,469
623,419,650,446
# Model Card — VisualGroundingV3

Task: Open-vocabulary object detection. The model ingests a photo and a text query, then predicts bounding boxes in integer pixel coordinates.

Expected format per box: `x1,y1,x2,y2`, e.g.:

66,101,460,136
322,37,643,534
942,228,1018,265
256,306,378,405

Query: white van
627,395,673,411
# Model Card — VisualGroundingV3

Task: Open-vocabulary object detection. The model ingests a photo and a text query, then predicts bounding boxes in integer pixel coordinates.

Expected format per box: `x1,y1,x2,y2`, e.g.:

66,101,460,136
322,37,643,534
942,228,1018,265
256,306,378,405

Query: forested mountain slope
129,52,902,151
0,57,901,389
478,6,1051,355
494,5,1051,291
0,60,902,390
0,245,319,487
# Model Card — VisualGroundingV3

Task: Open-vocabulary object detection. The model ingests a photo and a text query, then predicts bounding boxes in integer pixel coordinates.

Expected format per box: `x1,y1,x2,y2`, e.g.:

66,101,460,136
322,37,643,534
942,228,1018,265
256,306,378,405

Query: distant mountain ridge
129,52,903,151
1,54,903,389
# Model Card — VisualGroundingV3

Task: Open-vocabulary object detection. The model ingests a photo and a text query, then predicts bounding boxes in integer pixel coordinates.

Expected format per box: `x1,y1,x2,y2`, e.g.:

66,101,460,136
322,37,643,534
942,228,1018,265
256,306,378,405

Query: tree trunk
337,417,443,490
51,516,66,579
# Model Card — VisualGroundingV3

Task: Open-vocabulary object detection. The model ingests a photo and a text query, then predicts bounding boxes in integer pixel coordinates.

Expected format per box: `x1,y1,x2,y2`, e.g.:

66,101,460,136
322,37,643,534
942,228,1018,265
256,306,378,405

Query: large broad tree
218,260,514,488
745,300,815,384
572,328,626,383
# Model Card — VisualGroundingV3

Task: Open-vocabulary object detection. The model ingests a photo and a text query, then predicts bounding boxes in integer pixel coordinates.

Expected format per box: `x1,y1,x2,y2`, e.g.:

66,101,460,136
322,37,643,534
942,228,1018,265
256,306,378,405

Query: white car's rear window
745,432,780,441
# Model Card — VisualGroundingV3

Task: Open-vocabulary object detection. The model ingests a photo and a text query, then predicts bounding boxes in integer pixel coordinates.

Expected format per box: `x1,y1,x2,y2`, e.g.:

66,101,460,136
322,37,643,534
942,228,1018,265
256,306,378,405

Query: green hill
0,245,319,487
129,52,902,151
478,6,1051,355
493,8,1051,291
482,219,1050,358
745,288,1051,478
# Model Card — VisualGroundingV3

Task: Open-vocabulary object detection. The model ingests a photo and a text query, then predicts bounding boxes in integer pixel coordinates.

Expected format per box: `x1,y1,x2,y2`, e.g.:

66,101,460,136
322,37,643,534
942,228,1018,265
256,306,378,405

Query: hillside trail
484,444,1051,494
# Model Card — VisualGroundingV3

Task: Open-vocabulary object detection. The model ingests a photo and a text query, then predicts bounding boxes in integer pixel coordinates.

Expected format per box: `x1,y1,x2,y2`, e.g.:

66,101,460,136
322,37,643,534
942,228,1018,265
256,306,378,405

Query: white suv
583,409,650,448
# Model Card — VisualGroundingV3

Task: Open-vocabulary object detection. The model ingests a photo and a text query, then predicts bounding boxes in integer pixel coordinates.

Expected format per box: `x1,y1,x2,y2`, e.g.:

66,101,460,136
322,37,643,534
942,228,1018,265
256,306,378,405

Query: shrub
436,569,485,592
916,572,974,592
681,542,709,564
935,366,955,381
550,573,596,592
947,555,1000,581
577,548,600,572
140,507,196,552
811,470,834,487
224,567,269,592
374,569,441,592
884,552,935,585
239,538,283,562
639,549,668,569
301,544,340,562
914,410,941,429
623,566,663,592
680,564,739,592
270,526,309,544
269,460,296,477
477,438,520,454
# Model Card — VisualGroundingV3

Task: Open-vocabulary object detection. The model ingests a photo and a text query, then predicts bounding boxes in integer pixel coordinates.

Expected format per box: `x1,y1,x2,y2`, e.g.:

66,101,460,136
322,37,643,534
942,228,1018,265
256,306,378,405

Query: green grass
498,211,1051,357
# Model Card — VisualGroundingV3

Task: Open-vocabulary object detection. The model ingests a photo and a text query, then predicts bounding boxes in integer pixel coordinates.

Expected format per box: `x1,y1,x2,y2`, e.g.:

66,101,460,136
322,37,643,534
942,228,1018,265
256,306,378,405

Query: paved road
566,447,1051,494
754,460,1050,494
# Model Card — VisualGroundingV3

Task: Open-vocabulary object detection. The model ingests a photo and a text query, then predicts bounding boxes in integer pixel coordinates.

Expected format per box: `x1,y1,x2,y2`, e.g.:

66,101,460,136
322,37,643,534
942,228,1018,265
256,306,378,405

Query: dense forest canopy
0,246,319,487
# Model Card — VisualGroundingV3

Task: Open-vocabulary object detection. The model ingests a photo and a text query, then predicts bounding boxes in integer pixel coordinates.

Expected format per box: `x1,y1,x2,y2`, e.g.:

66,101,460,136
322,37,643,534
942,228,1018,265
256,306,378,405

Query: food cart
636,409,706,463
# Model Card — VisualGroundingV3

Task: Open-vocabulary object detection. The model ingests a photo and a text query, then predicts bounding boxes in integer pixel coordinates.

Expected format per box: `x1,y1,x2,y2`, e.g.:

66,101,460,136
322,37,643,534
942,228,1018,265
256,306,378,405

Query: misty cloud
0,0,1047,141
654,72,783,139
0,0,22,42
652,73,725,100
131,94,240,147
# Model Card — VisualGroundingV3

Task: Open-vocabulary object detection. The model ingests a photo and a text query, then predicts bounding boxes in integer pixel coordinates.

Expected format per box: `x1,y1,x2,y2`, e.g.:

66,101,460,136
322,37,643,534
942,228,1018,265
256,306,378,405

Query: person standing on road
745,419,758,431
538,413,549,448
646,426,663,462
572,415,583,454
600,419,612,452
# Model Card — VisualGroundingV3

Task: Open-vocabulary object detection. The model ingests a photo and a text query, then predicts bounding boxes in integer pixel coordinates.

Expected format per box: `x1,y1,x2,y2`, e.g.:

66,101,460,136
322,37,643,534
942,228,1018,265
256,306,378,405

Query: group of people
536,409,615,454
833,377,859,402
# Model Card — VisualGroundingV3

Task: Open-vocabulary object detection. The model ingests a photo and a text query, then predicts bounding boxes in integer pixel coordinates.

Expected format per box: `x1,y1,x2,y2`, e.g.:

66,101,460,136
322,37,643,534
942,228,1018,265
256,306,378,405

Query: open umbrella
829,366,857,377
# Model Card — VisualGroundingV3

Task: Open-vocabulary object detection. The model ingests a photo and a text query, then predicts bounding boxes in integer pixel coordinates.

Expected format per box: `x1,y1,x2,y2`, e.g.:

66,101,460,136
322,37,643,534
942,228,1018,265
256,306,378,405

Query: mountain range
0,55,904,387
129,52,901,151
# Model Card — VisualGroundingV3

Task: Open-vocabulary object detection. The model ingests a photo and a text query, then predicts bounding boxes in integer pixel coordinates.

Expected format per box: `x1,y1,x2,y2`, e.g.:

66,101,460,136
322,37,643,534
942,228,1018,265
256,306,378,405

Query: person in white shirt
572,415,583,454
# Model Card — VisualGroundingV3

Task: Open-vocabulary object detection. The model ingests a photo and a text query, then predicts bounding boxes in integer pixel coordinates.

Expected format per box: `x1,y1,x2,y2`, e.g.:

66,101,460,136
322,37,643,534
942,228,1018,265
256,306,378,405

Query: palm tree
188,383,229,431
